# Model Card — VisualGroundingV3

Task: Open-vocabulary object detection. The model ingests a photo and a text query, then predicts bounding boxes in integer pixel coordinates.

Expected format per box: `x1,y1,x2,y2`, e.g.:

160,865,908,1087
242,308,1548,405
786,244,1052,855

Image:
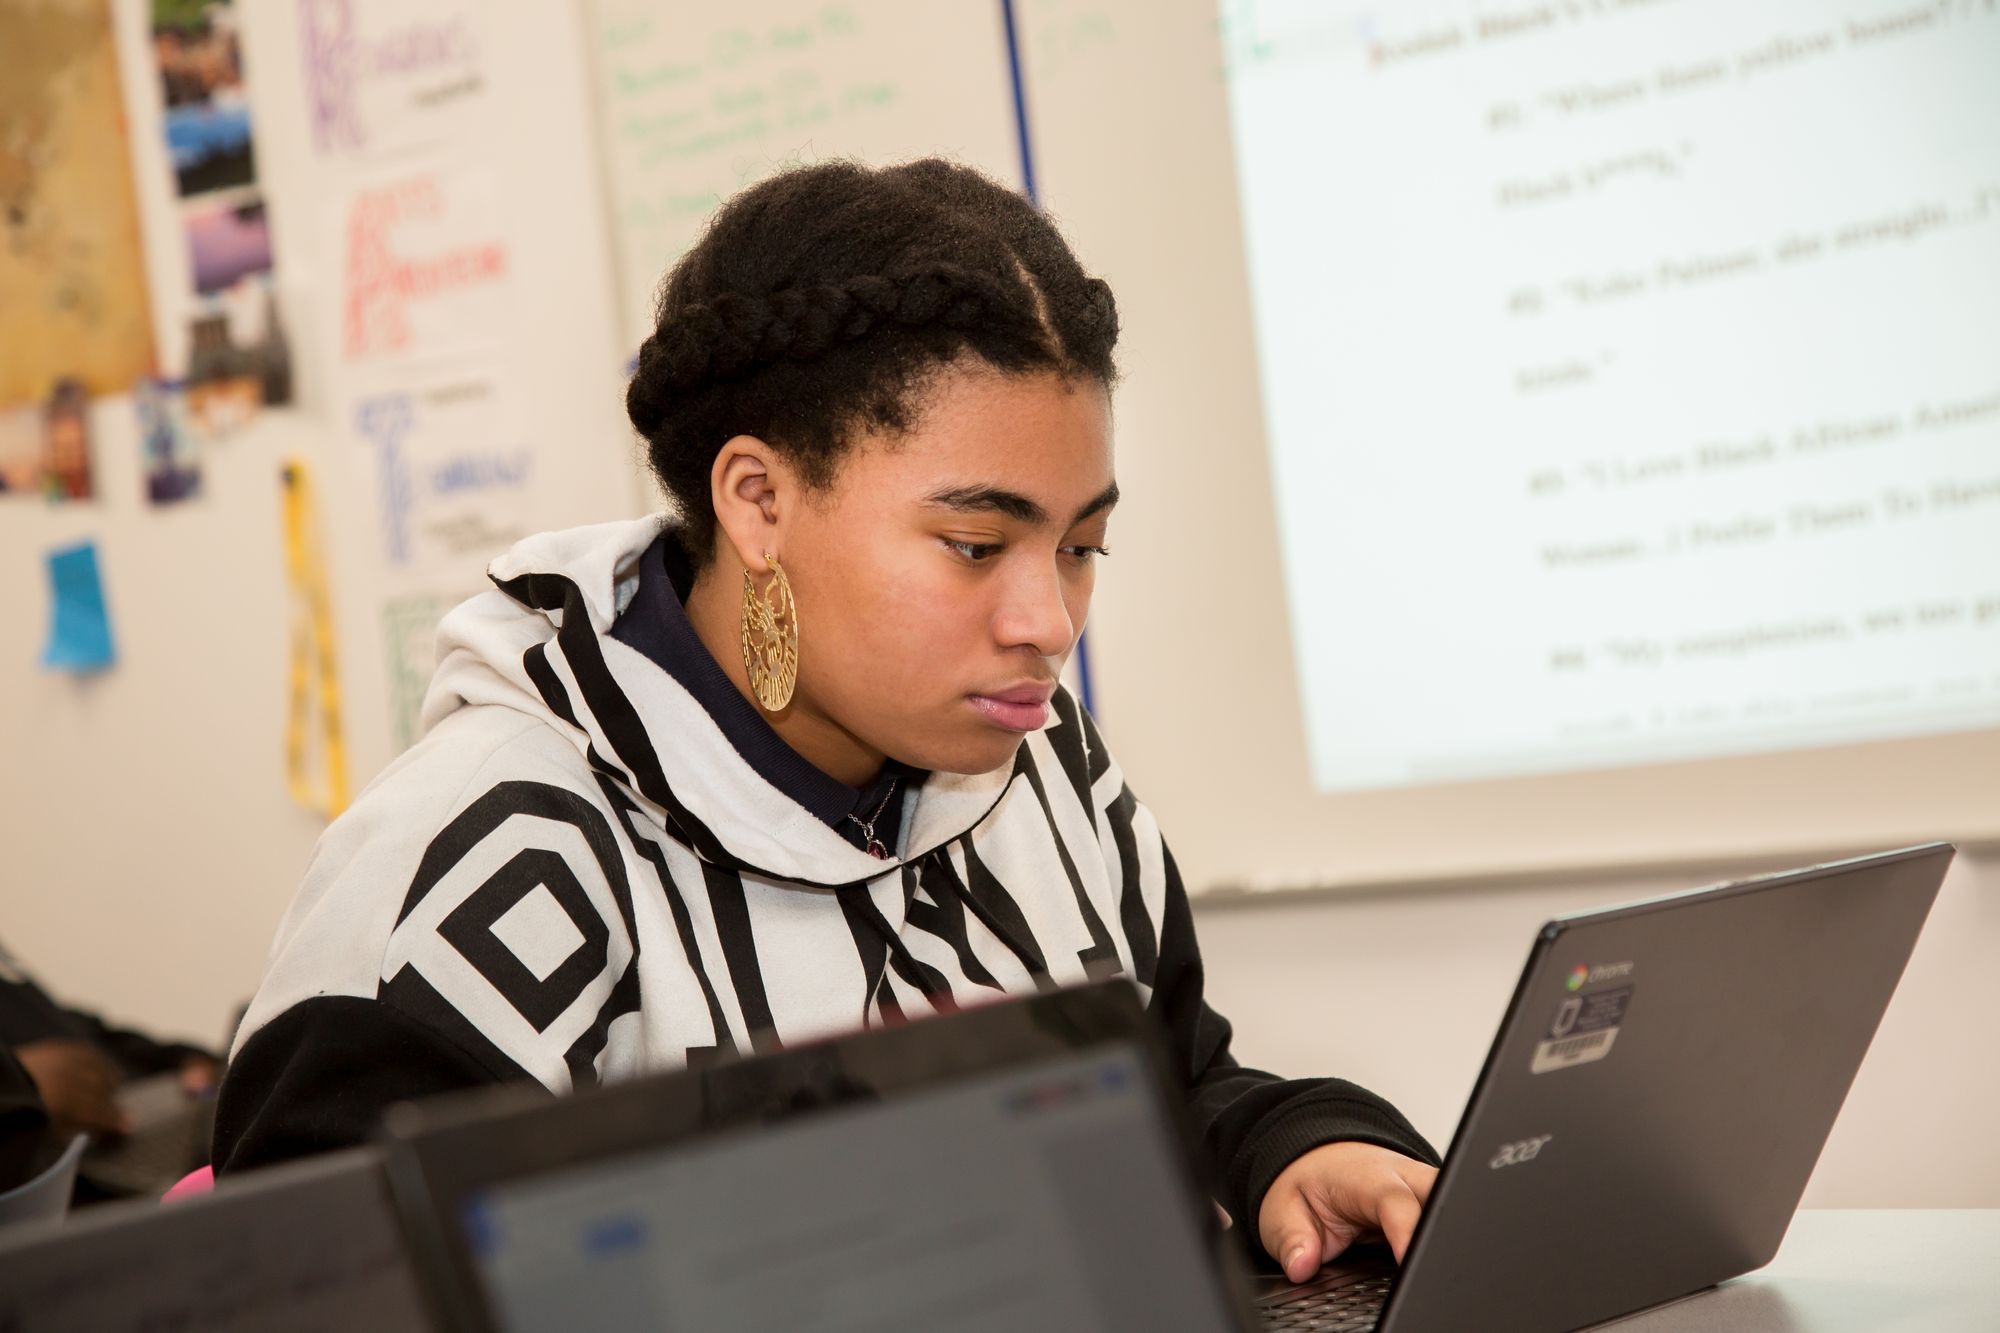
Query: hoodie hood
419,516,1035,888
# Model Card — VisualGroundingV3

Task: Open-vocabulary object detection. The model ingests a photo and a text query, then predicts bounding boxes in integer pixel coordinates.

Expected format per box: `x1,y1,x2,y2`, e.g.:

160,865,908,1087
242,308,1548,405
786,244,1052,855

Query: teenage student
215,159,1437,1281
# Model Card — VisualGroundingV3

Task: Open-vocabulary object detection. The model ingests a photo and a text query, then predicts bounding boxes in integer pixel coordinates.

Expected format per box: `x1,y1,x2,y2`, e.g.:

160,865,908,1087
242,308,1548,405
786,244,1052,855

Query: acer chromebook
375,843,1949,1333
1253,841,1953,1332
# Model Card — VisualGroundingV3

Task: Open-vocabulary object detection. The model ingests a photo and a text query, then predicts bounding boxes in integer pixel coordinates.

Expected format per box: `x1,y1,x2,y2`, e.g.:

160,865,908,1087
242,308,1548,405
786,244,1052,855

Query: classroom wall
3,0,1991,1213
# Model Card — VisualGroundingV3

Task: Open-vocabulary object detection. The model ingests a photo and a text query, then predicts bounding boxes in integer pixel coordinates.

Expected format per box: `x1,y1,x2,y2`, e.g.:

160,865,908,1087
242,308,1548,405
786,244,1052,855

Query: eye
943,538,1003,562
1062,544,1111,563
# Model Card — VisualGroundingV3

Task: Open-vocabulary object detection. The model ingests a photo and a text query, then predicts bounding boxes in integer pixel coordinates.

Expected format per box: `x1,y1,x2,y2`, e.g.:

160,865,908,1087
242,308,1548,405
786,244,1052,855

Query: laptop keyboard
1258,1274,1394,1331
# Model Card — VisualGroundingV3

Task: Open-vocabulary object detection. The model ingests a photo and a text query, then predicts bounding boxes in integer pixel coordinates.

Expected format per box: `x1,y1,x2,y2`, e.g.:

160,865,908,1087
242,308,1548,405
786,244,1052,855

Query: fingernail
1286,1245,1310,1274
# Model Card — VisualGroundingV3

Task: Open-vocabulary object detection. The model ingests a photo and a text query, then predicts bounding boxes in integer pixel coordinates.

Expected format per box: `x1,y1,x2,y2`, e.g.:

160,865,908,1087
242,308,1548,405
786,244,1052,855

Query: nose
993,556,1079,659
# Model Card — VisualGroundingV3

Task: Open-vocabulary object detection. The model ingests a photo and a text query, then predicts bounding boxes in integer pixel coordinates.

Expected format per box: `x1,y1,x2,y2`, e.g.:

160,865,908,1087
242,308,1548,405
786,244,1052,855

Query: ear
707,434,793,575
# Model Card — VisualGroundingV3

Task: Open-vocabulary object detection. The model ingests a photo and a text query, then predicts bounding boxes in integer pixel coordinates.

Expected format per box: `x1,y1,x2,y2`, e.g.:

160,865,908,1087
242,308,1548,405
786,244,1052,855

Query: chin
917,731,1028,778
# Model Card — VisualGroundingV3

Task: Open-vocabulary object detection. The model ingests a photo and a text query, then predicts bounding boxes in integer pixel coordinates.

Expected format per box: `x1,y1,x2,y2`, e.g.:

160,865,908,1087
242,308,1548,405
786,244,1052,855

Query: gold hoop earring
740,550,799,712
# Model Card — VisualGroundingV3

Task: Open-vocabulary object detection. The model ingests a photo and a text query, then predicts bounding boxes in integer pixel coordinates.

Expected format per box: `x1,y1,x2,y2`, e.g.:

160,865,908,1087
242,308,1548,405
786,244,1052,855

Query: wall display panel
1228,0,2000,793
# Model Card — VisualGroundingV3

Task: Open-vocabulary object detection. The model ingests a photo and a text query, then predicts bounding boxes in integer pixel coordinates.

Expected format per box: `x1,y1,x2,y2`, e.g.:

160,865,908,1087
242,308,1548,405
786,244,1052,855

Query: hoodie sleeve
1060,694,1440,1264
1147,847,1441,1262
215,753,643,1176
213,995,538,1174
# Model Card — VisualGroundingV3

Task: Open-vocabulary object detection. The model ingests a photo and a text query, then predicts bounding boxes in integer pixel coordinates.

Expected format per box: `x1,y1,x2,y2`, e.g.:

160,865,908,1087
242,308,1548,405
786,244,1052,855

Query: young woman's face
779,365,1116,777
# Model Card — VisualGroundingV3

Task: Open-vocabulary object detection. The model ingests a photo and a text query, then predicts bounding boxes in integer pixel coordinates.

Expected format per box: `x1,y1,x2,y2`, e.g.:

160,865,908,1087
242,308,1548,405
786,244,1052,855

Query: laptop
379,842,1950,1333
380,982,1260,1332
0,1146,431,1332
80,1001,241,1199
77,1070,216,1197
1257,841,1952,1331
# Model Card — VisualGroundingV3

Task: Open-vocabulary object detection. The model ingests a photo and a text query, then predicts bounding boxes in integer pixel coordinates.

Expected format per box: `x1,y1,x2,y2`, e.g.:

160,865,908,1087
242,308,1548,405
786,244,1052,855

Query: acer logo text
1490,1134,1553,1169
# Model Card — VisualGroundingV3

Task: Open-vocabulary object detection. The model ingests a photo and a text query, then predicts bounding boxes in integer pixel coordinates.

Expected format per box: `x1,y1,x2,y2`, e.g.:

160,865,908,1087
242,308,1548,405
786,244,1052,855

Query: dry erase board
584,0,1026,355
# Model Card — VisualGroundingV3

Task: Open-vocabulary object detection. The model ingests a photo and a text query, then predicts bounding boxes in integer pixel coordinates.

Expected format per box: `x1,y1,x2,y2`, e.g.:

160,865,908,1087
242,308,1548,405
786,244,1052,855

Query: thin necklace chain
846,776,900,858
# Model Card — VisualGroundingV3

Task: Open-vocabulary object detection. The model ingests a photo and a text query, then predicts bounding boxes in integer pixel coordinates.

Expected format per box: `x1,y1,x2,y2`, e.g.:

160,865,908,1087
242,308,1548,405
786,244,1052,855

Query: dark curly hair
624,158,1120,567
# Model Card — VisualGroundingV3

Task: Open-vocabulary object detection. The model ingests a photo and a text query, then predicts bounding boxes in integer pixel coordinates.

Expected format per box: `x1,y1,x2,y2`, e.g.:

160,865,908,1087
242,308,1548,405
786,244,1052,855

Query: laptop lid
380,980,1258,1333
1377,842,1954,1333
0,1146,428,1332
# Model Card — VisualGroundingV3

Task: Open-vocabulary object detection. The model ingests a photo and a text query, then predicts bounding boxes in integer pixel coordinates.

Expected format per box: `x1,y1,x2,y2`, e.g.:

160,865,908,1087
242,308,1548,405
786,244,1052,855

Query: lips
980,682,1057,706
969,681,1056,732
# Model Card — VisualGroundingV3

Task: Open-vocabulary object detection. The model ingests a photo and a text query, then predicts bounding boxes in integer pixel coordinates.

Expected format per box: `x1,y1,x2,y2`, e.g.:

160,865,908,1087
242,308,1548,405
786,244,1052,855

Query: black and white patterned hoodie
214,515,1437,1242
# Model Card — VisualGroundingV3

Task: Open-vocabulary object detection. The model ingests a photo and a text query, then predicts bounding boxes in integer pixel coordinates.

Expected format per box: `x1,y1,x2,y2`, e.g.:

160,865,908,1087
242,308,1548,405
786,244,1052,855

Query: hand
1258,1141,1438,1282
179,1054,221,1097
14,1039,129,1140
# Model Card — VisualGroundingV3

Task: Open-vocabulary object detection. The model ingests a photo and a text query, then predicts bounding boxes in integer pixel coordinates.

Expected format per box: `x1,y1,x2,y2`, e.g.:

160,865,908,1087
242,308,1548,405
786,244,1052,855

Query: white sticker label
1531,1027,1619,1073
1530,984,1633,1074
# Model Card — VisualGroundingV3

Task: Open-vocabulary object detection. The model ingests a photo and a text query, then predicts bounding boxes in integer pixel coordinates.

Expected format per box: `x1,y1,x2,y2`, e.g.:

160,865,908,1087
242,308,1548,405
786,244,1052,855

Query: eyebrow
922,480,1120,527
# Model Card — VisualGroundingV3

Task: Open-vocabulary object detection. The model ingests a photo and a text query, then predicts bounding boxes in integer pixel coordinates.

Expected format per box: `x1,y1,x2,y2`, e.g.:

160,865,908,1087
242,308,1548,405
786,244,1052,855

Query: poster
185,196,272,295
298,0,488,157
154,0,256,195
349,366,534,581
0,383,95,502
148,0,295,422
41,379,93,501
338,165,510,364
0,0,157,407
137,378,202,504
183,275,293,435
382,590,473,749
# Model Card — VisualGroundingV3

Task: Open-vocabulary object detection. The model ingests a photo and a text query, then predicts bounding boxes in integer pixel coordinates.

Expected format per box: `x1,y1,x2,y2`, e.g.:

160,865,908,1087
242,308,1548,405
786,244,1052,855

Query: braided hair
625,158,1120,566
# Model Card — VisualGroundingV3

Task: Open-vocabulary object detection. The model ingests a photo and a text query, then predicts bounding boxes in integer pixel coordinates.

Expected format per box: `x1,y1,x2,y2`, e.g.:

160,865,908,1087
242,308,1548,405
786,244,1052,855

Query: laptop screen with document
460,1045,1233,1332
384,982,1255,1333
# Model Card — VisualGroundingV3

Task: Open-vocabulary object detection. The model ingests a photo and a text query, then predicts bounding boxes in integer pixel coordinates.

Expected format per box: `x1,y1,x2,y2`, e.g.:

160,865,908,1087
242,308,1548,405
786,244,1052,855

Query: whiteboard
585,0,1026,356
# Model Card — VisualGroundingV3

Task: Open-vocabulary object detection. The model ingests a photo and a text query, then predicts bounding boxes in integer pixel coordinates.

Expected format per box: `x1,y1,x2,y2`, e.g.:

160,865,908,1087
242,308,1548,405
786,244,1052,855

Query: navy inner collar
608,535,920,836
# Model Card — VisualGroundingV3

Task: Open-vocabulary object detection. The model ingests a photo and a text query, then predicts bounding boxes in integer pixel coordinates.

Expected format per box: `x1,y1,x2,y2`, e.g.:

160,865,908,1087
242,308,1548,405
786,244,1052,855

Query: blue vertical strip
1000,0,1039,204
999,0,1099,720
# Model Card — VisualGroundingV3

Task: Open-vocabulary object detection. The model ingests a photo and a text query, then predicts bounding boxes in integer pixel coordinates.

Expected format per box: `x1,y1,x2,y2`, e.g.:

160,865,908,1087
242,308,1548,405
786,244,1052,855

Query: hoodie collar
606,532,920,845
468,516,1041,888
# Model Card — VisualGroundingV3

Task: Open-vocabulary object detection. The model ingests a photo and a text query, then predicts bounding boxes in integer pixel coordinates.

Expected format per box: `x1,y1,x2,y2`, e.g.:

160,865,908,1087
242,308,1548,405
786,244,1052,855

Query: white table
1610,1211,2000,1331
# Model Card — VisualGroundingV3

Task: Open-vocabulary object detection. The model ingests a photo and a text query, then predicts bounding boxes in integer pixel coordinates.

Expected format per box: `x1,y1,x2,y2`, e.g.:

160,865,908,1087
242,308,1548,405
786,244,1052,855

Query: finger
1394,1158,1439,1206
1258,1186,1327,1284
1376,1184,1425,1264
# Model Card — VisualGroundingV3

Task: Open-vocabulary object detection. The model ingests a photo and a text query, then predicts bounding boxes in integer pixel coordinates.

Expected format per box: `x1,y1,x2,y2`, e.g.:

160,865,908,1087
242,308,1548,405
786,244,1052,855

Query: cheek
801,545,986,692
1065,565,1097,628
857,562,990,684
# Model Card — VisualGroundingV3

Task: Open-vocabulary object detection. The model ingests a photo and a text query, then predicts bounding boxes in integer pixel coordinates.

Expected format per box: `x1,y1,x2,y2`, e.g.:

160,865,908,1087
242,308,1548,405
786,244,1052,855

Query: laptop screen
456,1044,1240,1332
0,1148,429,1333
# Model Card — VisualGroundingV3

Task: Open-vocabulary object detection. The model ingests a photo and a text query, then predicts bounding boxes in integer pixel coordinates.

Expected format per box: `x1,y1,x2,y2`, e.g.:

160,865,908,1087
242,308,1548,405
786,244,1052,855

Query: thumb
1259,1186,1326,1284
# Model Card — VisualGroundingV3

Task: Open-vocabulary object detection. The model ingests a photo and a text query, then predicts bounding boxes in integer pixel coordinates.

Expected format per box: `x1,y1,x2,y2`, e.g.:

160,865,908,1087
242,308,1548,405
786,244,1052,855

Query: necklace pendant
866,839,888,859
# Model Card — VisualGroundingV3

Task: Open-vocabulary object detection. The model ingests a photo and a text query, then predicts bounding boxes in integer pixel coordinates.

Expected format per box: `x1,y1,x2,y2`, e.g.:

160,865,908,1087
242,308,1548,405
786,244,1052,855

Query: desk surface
1610,1210,1999,1331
